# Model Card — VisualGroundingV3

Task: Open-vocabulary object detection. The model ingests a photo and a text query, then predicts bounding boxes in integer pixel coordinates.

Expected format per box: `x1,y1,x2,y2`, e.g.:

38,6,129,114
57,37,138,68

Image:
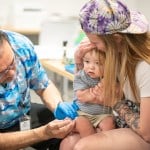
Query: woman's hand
43,119,75,139
90,82,105,104
74,38,96,71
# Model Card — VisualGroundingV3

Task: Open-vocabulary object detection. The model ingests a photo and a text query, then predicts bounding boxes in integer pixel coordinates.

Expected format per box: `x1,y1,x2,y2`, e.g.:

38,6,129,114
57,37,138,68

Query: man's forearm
36,82,62,111
0,126,48,150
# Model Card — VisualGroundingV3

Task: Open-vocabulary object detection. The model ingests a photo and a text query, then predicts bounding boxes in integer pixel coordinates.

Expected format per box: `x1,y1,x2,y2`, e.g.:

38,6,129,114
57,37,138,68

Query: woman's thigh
60,133,80,150
74,128,150,150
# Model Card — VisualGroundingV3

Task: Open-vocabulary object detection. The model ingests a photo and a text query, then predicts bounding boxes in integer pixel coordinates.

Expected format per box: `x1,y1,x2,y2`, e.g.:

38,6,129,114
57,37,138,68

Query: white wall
0,0,88,27
0,0,149,28
124,0,150,22
136,2,150,22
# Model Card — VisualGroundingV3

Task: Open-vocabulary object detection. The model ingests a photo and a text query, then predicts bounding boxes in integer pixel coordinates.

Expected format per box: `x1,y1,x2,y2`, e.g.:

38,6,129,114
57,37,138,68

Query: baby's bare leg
97,116,115,131
75,116,95,137
60,116,95,150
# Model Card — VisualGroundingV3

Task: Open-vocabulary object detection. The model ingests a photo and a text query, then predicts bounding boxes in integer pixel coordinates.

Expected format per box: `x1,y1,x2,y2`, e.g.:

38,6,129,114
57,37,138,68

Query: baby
73,48,115,137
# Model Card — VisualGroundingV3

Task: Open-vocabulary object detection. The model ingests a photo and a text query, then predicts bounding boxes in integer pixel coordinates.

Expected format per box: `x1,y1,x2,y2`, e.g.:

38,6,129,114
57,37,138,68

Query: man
0,30,78,150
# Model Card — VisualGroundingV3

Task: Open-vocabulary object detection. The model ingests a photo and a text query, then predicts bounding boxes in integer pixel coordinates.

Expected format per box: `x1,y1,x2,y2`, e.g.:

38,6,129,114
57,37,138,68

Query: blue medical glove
54,100,79,120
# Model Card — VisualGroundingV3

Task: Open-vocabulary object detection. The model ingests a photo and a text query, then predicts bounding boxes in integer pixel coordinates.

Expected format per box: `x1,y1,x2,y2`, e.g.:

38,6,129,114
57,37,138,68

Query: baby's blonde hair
85,48,105,78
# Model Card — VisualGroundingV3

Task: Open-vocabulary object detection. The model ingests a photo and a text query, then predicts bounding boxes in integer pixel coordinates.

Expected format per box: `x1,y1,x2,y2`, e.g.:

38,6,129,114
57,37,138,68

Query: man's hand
33,119,75,140
54,101,79,120
45,119,75,139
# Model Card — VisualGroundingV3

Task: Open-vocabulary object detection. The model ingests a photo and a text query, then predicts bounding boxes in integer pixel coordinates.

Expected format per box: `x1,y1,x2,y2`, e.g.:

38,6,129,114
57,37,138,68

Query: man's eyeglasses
0,57,15,80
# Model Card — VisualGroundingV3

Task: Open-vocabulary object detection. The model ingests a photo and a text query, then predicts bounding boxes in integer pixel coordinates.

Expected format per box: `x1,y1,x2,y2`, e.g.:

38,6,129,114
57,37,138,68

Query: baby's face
83,50,103,79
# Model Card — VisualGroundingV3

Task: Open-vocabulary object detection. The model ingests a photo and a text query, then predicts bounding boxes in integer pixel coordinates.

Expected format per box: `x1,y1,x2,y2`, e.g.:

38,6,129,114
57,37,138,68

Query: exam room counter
41,59,74,81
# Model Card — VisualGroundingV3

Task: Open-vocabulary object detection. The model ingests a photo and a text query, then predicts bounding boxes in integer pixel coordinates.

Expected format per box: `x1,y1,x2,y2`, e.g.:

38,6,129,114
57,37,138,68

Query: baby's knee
99,116,116,131
75,116,90,129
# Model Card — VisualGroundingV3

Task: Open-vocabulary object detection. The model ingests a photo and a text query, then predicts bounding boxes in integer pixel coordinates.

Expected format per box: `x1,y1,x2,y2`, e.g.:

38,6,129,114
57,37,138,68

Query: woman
60,0,150,149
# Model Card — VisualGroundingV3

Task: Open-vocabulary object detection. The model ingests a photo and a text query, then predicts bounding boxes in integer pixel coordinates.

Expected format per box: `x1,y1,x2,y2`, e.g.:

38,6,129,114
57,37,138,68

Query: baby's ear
113,34,123,43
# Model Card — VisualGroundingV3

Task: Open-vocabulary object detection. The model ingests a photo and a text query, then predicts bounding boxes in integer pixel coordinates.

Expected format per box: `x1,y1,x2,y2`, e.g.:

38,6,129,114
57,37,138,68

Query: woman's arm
113,98,150,142
76,87,101,104
0,119,75,150
139,98,150,142
76,80,106,105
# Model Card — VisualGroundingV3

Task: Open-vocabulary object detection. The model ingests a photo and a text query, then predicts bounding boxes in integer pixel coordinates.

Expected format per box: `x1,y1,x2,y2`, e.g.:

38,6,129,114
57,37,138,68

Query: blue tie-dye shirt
0,30,50,129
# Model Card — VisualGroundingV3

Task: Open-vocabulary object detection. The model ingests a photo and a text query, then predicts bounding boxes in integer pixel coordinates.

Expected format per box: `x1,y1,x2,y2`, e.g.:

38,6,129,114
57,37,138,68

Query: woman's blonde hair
101,32,150,106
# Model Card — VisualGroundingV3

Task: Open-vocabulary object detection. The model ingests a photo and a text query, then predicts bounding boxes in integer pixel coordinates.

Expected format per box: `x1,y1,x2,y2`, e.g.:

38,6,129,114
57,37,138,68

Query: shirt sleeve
73,71,89,92
136,61,150,97
28,48,50,90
